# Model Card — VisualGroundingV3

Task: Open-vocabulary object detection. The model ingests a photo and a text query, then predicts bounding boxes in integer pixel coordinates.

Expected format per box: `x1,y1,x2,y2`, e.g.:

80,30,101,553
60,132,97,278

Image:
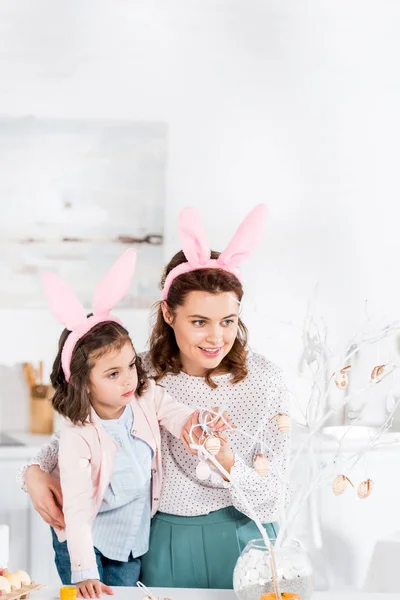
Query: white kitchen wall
0,0,398,381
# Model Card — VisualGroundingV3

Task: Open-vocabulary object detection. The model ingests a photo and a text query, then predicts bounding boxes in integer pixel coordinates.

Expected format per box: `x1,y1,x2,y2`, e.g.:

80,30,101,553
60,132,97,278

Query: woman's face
162,291,240,376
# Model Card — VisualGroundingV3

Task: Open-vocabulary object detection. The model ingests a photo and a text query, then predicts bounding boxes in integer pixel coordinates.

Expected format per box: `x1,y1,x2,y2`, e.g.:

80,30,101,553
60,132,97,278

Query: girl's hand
181,410,201,455
205,407,235,433
76,580,114,599
25,465,66,529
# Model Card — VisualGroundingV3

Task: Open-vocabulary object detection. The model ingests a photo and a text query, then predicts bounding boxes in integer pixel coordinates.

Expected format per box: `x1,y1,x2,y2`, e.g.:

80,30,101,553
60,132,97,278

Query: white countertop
31,587,400,600
0,431,53,459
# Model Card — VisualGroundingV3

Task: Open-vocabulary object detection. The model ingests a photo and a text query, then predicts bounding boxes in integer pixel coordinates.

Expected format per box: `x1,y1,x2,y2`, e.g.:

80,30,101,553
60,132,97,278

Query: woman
19,204,290,589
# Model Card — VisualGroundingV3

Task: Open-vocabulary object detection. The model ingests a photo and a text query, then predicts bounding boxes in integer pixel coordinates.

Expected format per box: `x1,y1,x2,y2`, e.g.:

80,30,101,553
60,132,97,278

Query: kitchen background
0,0,400,594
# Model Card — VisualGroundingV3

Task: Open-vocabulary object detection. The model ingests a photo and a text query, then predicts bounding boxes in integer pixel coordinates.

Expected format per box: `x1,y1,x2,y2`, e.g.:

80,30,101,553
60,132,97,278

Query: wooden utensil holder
29,385,54,435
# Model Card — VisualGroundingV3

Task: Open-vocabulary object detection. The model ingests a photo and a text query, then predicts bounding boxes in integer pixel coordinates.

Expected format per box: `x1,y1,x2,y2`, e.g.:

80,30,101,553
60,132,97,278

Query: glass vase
233,538,313,600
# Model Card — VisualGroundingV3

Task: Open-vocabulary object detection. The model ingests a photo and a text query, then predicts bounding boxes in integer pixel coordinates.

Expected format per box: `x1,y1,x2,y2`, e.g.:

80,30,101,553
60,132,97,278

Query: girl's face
162,291,240,376
88,340,138,419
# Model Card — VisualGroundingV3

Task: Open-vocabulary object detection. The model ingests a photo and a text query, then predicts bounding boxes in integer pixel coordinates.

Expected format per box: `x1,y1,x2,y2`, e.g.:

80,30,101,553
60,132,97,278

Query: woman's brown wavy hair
150,250,248,388
51,320,148,425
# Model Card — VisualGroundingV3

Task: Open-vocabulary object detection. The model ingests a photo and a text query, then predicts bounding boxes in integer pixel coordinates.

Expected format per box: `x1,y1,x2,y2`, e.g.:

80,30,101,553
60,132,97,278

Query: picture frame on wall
0,117,166,308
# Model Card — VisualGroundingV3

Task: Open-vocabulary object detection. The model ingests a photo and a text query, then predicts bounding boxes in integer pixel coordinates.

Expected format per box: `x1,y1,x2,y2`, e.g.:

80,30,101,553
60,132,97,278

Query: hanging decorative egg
254,454,269,477
334,366,351,389
332,474,353,495
371,365,385,381
357,478,373,499
196,461,211,481
204,435,221,456
277,414,291,433
269,413,291,432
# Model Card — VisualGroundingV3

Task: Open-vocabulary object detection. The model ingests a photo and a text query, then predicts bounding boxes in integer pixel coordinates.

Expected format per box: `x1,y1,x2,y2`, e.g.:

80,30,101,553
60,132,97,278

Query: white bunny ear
217,204,267,269
179,207,211,266
92,248,136,315
42,273,87,330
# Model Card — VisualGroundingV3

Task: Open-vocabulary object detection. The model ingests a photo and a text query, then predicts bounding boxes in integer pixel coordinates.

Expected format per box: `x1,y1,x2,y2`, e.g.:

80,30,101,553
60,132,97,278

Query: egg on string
254,454,269,477
334,366,351,389
196,460,211,481
277,414,291,433
371,365,385,381
357,478,374,499
269,413,292,433
204,435,221,456
332,474,354,496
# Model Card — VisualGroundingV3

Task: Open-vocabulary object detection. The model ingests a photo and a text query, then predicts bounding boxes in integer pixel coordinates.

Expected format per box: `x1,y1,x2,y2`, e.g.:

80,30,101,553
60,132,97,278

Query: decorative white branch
185,311,400,582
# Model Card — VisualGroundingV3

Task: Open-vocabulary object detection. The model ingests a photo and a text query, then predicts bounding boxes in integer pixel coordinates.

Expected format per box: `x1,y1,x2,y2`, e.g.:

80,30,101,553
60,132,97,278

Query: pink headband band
42,249,136,382
162,204,267,300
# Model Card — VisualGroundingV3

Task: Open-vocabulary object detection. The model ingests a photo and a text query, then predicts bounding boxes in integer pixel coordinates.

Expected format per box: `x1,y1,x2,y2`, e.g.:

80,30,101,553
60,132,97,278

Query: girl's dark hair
51,320,148,425
150,250,248,389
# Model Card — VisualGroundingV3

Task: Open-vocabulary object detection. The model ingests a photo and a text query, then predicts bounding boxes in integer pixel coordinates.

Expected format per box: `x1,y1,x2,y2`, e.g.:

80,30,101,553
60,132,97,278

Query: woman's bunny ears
161,204,267,300
42,248,136,382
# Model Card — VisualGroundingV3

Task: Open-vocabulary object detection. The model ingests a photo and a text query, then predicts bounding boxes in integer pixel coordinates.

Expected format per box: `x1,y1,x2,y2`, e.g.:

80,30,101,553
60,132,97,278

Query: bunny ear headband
161,203,267,300
42,249,136,382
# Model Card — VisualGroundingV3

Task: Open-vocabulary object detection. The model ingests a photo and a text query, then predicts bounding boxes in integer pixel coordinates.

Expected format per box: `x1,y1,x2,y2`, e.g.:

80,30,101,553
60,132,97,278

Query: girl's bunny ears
161,204,267,300
42,248,136,382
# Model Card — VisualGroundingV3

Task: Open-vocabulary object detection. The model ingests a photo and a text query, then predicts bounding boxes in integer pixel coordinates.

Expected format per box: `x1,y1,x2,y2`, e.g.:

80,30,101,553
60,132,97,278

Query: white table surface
32,587,399,600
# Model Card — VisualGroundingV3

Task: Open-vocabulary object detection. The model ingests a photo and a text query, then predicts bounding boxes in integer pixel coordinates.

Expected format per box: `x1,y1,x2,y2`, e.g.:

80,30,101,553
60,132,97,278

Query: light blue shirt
71,405,153,583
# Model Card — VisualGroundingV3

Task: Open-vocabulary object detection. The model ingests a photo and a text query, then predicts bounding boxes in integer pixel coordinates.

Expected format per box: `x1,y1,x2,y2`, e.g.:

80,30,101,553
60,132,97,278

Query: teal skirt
140,507,278,589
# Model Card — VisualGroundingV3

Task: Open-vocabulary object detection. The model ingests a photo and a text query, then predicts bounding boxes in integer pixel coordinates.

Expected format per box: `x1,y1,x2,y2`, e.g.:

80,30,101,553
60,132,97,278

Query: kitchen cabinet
0,433,60,586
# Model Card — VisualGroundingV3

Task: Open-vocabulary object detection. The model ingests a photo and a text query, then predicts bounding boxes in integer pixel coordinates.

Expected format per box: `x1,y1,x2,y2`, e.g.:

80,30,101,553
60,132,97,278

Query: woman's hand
214,434,235,477
181,411,235,477
204,407,235,433
180,408,235,455
180,410,201,454
76,580,114,598
25,465,65,529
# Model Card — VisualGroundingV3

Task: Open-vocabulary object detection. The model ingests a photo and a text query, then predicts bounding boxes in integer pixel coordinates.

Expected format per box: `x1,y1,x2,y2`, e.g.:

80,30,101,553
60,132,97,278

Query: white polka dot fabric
141,351,291,522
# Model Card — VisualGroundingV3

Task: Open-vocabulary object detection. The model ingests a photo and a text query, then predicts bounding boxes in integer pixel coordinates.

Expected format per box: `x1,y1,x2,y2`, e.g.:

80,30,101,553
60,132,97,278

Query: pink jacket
54,379,194,572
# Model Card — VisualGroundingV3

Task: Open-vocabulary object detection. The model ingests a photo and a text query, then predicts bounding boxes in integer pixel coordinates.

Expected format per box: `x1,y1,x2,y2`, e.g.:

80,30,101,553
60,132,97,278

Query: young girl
21,205,290,589
42,249,225,598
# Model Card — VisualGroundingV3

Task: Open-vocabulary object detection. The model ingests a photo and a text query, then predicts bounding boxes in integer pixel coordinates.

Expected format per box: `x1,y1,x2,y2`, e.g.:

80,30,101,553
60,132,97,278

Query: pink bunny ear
92,248,136,315
179,207,210,266
217,204,267,269
42,273,87,330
